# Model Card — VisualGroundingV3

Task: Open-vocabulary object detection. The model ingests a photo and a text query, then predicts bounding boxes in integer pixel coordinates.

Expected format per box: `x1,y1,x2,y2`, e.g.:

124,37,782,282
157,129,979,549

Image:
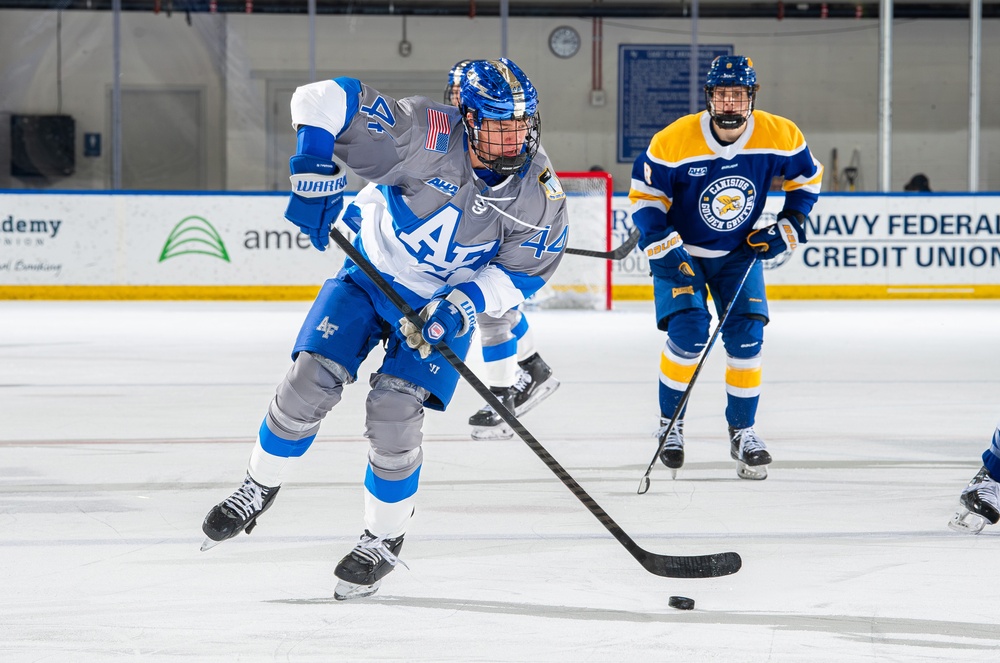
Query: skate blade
515,378,561,417
948,507,988,534
334,578,382,601
736,461,768,480
471,424,514,441
200,536,224,552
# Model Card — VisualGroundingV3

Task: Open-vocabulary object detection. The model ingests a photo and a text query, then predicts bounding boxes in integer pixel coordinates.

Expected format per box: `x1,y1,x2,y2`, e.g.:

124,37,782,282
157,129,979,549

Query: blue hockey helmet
459,58,541,176
705,55,757,89
704,55,760,130
443,59,473,105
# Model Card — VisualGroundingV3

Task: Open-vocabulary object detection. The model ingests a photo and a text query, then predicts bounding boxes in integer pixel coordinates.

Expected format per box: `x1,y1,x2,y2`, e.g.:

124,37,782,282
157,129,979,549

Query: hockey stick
565,226,640,260
329,227,741,579
637,255,759,495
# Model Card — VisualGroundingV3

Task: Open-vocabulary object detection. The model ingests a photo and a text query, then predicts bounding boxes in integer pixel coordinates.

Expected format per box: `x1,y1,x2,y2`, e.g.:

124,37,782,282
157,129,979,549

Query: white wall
1,10,997,193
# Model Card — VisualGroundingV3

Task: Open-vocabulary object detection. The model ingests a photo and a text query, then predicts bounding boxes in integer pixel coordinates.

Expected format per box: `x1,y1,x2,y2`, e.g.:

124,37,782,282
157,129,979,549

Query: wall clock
548,26,581,59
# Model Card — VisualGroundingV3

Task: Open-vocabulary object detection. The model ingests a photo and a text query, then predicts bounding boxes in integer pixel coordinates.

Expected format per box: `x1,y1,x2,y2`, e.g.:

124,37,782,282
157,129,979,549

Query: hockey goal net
525,171,613,310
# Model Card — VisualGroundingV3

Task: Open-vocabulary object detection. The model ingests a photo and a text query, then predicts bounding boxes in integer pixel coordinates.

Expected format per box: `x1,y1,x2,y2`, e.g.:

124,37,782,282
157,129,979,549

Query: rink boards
1,190,999,300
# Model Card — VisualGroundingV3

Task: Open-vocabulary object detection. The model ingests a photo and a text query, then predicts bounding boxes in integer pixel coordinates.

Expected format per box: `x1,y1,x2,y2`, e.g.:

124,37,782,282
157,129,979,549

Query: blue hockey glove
285,155,347,251
746,212,807,260
645,231,696,282
398,290,478,361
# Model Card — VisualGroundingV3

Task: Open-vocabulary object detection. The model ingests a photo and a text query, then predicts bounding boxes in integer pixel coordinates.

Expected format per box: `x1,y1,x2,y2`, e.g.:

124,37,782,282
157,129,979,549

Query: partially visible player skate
655,418,685,479
729,426,771,480
469,384,518,440
949,466,1000,534
515,353,560,413
334,530,408,600
469,353,560,440
200,474,280,551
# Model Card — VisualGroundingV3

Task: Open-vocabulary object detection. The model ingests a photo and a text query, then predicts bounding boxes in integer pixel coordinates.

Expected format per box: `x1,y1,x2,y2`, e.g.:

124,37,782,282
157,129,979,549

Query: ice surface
2,299,999,661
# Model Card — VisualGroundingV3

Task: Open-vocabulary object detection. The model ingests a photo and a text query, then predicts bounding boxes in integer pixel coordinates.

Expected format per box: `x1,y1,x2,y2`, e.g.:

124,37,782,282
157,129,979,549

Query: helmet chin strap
712,113,748,131
476,151,527,176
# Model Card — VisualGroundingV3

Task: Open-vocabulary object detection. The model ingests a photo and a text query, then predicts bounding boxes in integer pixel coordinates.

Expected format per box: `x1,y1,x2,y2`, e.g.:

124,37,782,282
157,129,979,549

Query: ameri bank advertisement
2,191,999,299
0,192,350,297
610,193,1000,298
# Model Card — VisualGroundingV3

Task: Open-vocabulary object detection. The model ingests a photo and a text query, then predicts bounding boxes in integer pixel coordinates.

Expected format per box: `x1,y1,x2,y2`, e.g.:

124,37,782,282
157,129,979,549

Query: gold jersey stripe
660,351,699,383
726,365,763,389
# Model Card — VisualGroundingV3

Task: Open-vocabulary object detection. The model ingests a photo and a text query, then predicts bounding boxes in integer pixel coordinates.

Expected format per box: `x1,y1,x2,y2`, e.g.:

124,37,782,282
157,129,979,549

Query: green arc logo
159,216,230,262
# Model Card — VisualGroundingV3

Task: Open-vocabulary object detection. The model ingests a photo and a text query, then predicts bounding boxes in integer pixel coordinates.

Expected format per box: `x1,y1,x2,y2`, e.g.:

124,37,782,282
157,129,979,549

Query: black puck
668,595,695,610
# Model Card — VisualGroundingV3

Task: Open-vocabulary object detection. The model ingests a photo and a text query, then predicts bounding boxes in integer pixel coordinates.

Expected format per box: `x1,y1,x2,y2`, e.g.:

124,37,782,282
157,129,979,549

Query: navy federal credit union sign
617,44,733,163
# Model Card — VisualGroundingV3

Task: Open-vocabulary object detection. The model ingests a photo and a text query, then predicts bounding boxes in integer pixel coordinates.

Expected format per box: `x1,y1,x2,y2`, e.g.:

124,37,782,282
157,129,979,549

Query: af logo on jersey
700,176,757,232
398,204,497,271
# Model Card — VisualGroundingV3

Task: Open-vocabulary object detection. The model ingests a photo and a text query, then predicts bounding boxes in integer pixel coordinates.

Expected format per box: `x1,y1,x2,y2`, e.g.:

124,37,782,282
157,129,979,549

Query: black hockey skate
200,474,280,551
333,530,408,600
468,353,560,441
949,466,1000,534
515,353,560,414
729,426,771,481
655,418,685,478
469,386,518,440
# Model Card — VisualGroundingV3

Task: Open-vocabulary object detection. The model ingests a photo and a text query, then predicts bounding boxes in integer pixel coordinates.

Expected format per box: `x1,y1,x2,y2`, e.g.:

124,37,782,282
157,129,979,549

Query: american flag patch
424,108,451,153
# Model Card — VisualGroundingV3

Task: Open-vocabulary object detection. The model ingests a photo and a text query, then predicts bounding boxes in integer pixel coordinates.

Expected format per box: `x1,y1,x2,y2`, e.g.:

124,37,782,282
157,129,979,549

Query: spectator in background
904,173,932,192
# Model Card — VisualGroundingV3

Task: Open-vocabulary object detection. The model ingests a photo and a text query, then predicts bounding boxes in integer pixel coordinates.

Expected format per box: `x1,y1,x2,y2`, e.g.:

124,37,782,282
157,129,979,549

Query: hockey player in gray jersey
200,59,568,600
444,59,561,441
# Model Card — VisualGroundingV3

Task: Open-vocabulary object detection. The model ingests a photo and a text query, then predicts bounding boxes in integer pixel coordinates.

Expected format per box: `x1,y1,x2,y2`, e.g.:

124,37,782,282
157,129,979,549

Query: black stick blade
641,550,742,579
565,227,640,260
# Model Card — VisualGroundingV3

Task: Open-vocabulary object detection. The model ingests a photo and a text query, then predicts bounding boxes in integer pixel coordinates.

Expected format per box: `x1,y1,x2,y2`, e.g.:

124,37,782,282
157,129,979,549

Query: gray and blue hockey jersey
290,77,568,317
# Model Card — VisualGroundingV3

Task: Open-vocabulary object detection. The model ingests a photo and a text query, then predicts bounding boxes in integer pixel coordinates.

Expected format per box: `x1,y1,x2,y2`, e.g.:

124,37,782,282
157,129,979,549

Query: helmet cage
704,85,758,130
461,110,541,177
459,58,541,176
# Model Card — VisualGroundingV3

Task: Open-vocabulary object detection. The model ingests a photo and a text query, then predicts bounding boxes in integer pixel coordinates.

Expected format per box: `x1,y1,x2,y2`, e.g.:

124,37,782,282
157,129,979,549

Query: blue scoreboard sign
617,44,733,163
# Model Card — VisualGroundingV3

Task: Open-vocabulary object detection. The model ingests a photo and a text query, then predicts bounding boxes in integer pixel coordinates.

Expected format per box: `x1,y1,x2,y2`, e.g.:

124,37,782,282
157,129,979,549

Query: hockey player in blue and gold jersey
629,55,822,480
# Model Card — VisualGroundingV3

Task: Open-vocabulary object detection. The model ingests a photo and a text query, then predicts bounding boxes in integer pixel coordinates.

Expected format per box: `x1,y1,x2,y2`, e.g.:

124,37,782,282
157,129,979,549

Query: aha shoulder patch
537,168,566,201
425,177,459,196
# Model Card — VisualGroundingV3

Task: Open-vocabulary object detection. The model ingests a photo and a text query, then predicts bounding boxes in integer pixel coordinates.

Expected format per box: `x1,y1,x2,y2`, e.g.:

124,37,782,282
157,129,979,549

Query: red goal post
525,171,614,310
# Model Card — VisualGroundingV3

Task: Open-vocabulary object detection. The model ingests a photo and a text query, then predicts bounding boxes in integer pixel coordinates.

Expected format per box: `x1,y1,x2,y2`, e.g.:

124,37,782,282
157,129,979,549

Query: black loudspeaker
10,114,76,178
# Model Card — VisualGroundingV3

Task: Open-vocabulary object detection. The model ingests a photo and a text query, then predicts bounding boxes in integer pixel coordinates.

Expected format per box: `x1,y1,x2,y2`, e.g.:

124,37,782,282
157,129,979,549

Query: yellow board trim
613,284,1000,301
3,283,1000,302
0,285,323,301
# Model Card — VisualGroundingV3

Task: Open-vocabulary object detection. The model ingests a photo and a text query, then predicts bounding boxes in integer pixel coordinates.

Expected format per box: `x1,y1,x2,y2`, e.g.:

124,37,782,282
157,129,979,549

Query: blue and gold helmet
459,58,541,176
443,59,473,105
704,55,760,130
705,55,757,89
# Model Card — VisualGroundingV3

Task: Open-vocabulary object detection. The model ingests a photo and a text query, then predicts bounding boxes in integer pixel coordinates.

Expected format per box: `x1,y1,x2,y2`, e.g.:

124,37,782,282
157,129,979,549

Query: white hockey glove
398,290,477,361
